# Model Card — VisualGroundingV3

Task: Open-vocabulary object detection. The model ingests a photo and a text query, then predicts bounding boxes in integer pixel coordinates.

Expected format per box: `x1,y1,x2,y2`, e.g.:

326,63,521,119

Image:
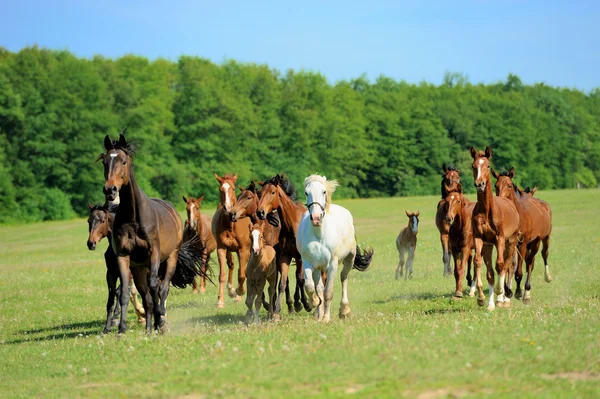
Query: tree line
0,46,598,223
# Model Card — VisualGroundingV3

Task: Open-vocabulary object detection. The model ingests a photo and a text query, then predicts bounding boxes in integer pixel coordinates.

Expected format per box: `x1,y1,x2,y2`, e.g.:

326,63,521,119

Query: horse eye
247,196,251,200
272,191,275,195
323,191,326,195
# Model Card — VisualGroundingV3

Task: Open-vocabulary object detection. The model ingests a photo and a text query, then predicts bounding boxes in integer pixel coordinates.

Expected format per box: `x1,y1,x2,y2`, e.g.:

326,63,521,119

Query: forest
0,46,598,223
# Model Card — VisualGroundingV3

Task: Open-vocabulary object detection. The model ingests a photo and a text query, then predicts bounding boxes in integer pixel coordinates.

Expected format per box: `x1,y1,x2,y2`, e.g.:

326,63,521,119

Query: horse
435,165,461,277
244,222,278,325
492,168,553,304
98,133,207,334
395,210,420,280
470,146,520,310
86,202,146,332
256,174,312,320
211,173,252,308
297,175,373,321
183,195,217,294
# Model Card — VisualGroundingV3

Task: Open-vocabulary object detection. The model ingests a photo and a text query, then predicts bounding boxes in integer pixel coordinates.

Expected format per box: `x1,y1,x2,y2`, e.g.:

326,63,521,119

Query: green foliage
0,46,599,223
39,187,75,221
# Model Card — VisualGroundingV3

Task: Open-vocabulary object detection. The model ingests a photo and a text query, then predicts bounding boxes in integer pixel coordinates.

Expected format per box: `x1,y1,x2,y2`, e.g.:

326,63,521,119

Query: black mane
264,174,297,201
498,170,512,177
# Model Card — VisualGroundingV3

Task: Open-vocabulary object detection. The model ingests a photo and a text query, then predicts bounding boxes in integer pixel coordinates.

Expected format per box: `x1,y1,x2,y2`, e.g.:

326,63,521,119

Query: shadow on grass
187,313,246,326
423,308,465,316
373,291,452,304
19,320,104,335
4,329,101,345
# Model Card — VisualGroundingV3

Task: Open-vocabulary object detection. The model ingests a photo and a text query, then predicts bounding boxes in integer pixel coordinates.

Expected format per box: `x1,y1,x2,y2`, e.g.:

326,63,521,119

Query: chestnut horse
244,221,278,325
493,168,552,304
256,174,312,320
470,146,520,310
86,203,146,332
211,173,252,308
99,133,207,333
395,211,420,280
183,195,216,294
435,165,461,277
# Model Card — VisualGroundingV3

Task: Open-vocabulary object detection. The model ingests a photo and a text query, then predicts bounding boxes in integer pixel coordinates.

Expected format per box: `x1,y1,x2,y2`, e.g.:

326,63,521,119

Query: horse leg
117,256,132,335
473,238,486,307
199,247,208,294
322,258,338,322
244,283,256,326
514,241,527,300
339,253,354,319
295,257,308,313
254,277,267,325
227,251,236,298
406,246,415,280
502,235,518,307
131,267,152,334
315,271,325,321
542,236,552,283
452,249,463,298
267,274,277,320
467,252,476,296
236,248,250,300
148,247,163,333
273,255,290,321
156,251,177,333
524,238,541,305
192,277,199,294
493,236,506,308
441,233,451,277
395,245,404,280
285,277,294,313
104,265,119,334
129,280,146,323
216,248,228,308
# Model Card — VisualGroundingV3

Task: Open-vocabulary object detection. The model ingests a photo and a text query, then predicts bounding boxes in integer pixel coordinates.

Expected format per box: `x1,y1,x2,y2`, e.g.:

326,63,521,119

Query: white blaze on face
251,229,261,254
189,204,196,227
412,216,418,234
477,159,485,180
222,183,231,210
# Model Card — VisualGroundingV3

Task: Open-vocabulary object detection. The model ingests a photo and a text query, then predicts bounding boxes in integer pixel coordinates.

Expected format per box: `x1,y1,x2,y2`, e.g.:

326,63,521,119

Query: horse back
199,213,217,253
494,196,520,237
520,197,552,238
148,198,183,254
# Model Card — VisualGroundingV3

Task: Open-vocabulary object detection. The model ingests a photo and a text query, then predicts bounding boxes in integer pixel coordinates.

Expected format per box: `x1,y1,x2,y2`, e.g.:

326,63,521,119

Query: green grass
1,189,599,398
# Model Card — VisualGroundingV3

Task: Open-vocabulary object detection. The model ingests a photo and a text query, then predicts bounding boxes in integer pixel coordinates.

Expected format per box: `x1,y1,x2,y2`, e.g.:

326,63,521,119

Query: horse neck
117,165,146,224
475,177,494,220
276,187,301,233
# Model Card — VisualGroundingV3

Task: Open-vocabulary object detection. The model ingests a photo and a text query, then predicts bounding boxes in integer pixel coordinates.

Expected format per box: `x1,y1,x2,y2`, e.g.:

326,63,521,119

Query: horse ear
197,195,204,204
470,147,477,159
485,146,492,159
509,167,515,179
415,210,420,217
405,210,410,217
442,163,448,173
491,169,499,179
104,135,112,151
214,173,223,184
182,196,188,203
531,186,538,195
238,185,245,193
248,180,256,192
257,180,264,187
88,202,95,210
232,173,238,182
118,133,127,148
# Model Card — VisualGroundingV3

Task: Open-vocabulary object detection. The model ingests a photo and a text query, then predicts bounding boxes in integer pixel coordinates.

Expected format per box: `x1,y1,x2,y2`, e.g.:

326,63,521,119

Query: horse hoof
487,305,495,311
503,301,511,308
339,306,351,319
234,295,242,303
477,298,485,307
192,289,199,294
117,331,126,337
138,317,146,324
545,274,553,283
199,288,206,295
453,291,463,299
496,301,504,308
157,323,169,335
216,301,225,309
294,302,304,313
270,313,281,322
102,328,111,334
523,297,531,305
515,289,522,300
303,300,313,313
505,287,513,298
111,319,119,327
227,288,237,298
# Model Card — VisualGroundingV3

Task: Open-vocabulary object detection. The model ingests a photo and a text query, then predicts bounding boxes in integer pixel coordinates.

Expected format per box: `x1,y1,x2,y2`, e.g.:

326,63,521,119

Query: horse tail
171,233,213,289
353,245,374,272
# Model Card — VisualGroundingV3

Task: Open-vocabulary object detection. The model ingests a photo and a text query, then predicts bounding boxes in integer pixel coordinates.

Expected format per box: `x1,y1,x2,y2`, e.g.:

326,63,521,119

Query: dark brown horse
470,146,520,310
435,165,461,277
256,174,311,320
86,202,146,332
99,133,207,334
493,168,553,304
211,173,252,308
183,195,216,294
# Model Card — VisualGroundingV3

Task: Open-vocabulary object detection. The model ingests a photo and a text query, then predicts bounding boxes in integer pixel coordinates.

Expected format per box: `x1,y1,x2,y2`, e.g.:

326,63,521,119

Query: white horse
296,175,374,322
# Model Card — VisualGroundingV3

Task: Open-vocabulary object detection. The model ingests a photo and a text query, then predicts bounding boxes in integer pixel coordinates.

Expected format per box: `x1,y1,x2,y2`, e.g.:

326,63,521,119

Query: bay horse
99,133,207,334
244,221,278,325
395,211,420,280
435,165,461,277
86,202,146,332
211,173,252,308
492,168,552,304
470,146,520,310
256,174,312,320
297,175,374,321
183,195,216,294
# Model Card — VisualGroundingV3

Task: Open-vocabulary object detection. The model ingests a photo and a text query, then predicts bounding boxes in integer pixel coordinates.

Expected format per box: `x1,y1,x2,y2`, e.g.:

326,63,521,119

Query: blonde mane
304,174,339,211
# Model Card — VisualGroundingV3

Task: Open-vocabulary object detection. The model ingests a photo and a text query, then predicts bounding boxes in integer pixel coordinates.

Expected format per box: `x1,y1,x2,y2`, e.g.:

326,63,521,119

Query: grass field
1,189,599,398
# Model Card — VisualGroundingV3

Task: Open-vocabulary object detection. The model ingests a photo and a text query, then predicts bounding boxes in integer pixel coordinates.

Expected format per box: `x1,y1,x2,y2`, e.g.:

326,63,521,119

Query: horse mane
220,173,238,183
474,150,487,158
96,131,136,162
442,164,458,175
498,170,512,177
264,174,297,201
304,174,339,210
89,203,106,213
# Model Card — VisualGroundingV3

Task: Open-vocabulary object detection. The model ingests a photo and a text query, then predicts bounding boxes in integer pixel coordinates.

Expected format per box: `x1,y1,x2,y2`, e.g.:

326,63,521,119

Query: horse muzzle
444,216,454,225
474,182,486,192
256,210,266,220
87,240,97,250
103,185,118,201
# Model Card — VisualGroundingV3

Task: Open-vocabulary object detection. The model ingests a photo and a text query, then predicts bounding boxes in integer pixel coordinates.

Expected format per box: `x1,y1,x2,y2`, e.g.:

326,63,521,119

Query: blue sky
2,0,599,90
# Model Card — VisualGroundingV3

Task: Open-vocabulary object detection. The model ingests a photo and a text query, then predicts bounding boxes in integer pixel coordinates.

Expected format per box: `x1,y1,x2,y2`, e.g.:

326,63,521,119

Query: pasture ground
1,190,599,398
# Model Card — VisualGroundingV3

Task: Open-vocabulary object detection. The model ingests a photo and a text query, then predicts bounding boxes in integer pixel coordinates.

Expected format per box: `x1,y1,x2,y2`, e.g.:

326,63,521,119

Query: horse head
470,146,493,193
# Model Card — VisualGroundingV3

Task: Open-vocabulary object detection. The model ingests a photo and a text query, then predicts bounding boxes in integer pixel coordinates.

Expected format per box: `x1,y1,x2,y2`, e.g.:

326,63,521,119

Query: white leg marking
488,283,495,310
